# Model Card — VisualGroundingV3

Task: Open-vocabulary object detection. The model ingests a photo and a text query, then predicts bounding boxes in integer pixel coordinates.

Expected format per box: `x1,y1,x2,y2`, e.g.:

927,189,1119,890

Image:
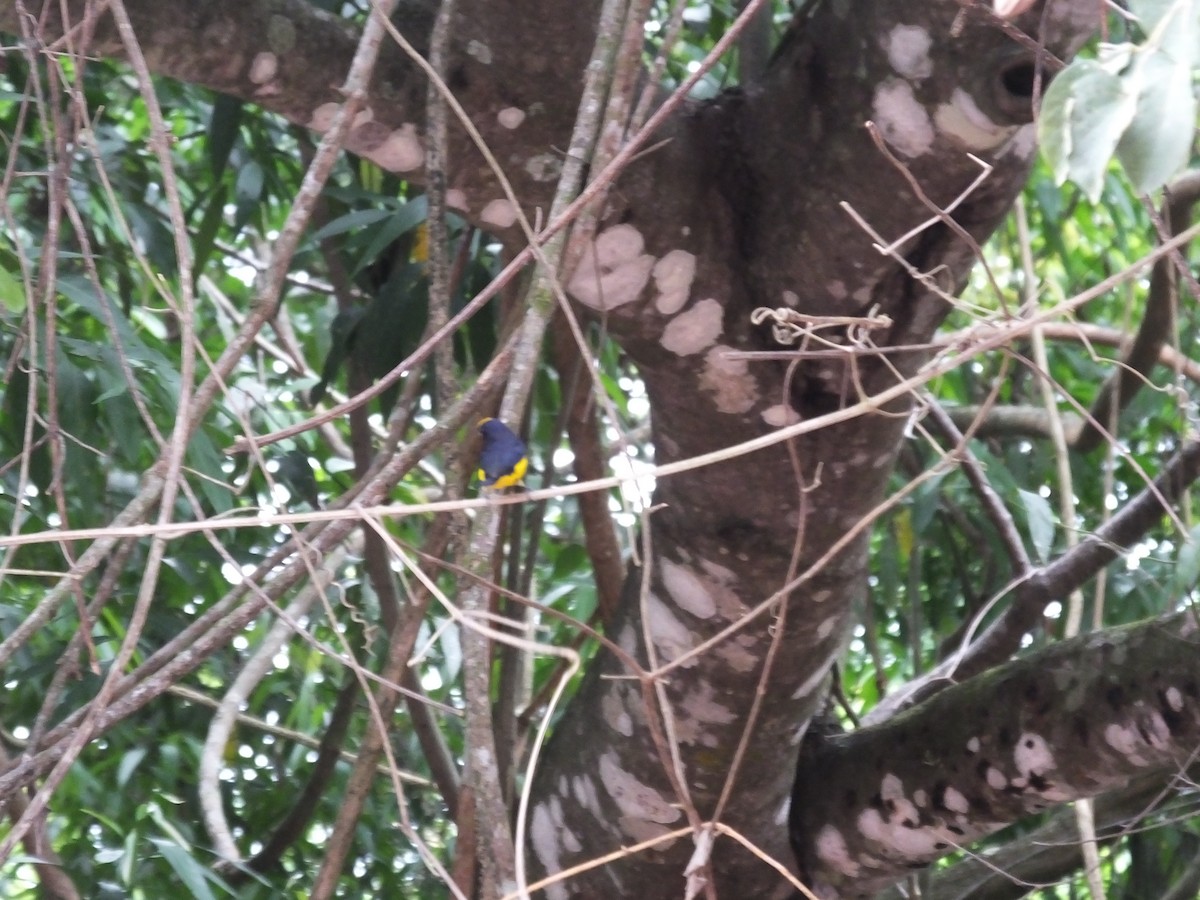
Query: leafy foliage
1040,0,1199,198
2,3,1200,899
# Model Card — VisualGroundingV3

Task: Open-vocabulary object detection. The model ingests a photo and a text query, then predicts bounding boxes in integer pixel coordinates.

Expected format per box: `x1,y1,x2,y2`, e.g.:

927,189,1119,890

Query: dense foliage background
2,1,1200,898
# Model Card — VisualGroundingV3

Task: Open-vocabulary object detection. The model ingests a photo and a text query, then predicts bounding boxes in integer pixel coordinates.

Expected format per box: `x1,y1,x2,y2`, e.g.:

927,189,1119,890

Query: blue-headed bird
476,418,528,490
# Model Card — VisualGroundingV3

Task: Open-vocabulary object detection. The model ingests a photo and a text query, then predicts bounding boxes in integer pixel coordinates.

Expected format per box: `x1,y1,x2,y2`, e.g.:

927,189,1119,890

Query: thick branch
791,613,1200,897
876,772,1187,900
5,0,598,226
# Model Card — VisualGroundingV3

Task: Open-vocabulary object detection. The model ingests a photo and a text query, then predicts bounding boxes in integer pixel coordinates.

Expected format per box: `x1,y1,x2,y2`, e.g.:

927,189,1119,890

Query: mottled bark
3,0,594,218
526,3,1099,896
875,772,1195,900
791,615,1200,897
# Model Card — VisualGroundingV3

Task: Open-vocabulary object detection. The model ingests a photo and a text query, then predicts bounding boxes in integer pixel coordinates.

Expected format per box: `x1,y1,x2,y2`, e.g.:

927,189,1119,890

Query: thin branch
199,547,348,863
924,400,1032,577
1075,170,1200,452
867,436,1200,723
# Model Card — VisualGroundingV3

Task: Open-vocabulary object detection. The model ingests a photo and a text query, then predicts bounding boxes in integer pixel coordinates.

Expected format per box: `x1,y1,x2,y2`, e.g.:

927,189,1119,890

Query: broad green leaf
1116,2,1199,195
1039,59,1139,201
308,207,394,242
550,542,589,580
1018,488,1056,563
117,747,148,788
352,204,430,276
1116,50,1196,194
0,259,25,312
152,839,217,900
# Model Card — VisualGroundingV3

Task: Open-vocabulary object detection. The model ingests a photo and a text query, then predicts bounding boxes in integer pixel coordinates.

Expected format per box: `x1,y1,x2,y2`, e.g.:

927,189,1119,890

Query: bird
476,417,528,490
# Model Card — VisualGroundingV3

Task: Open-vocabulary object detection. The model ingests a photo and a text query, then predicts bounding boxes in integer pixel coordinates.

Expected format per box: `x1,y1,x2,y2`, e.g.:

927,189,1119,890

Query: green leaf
1039,59,1139,201
1116,34,1198,193
233,160,264,229
117,747,148,788
308,208,394,242
309,307,363,405
207,93,243,176
187,426,235,515
151,839,217,900
350,198,429,276
192,183,230,281
1172,524,1200,595
0,258,25,313
1018,489,1056,563
276,448,321,509
551,543,589,580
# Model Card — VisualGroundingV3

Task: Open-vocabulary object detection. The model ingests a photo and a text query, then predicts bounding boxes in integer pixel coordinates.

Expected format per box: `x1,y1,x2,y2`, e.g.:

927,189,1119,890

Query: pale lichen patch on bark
679,680,737,730
856,808,934,856
598,752,682,842
652,249,697,315
700,558,752,620
762,403,800,427
566,224,655,310
248,51,277,84
497,106,525,129
1013,732,1055,779
309,101,340,132
571,774,600,814
601,690,634,737
661,298,723,356
266,14,296,53
714,639,758,674
645,594,699,667
524,152,562,181
775,796,791,826
883,24,933,80
998,122,1038,159
934,87,1016,150
872,78,934,157
791,659,834,700
985,765,1008,790
660,558,717,619
1166,686,1184,711
364,123,425,172
941,786,969,814
816,824,859,878
1104,722,1152,766
466,39,493,63
530,801,568,899
698,346,758,413
480,198,518,228
676,686,729,748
